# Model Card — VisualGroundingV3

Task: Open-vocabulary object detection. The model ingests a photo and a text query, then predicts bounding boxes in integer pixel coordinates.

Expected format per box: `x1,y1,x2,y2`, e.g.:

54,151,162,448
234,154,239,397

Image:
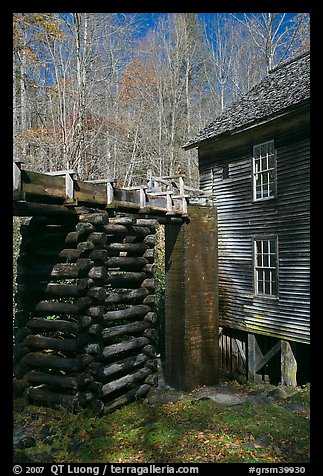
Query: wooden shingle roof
183,51,310,150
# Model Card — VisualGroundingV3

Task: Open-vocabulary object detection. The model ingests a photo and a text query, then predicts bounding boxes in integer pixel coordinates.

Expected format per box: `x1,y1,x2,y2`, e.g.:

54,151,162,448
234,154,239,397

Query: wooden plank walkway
13,160,210,218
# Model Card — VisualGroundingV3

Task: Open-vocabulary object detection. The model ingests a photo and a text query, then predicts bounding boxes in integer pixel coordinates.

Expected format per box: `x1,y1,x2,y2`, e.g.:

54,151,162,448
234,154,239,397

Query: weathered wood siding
165,205,219,390
198,121,310,344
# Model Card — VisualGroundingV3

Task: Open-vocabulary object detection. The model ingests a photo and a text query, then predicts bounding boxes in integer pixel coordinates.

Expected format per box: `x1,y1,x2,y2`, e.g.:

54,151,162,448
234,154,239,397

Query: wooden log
135,219,160,229
26,318,78,334
78,353,96,367
78,315,94,329
87,381,103,396
58,249,82,261
87,306,105,318
86,286,107,301
143,249,157,262
13,361,30,379
21,353,80,372
22,231,68,244
27,387,94,408
105,272,147,288
77,241,95,254
145,373,158,387
123,235,136,243
142,344,156,357
18,281,89,298
65,231,82,244
144,312,157,325
104,256,148,270
143,235,157,246
89,353,148,380
109,216,135,225
105,243,149,254
143,294,157,307
101,367,151,397
75,222,95,236
87,232,107,246
103,304,151,322
14,343,30,360
13,379,29,397
19,246,69,259
25,370,94,389
83,342,103,355
51,259,94,278
142,264,156,276
79,212,109,225
101,321,149,341
14,327,31,344
103,384,150,413
102,337,150,359
141,279,156,291
143,328,157,341
145,359,158,372
88,266,108,280
89,249,110,262
86,323,103,338
32,297,91,315
127,226,154,236
28,387,77,407
24,335,79,353
102,224,128,235
105,288,149,306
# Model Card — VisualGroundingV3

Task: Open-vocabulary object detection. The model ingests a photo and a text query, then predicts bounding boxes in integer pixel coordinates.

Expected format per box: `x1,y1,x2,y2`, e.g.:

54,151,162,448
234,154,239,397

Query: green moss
14,385,310,464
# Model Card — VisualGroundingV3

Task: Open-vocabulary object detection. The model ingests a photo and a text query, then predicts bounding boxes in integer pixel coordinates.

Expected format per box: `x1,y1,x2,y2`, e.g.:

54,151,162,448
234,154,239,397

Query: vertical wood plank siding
199,127,310,344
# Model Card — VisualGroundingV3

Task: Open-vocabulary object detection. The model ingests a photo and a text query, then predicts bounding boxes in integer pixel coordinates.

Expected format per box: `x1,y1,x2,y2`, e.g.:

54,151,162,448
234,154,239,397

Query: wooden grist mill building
183,51,310,386
13,52,310,414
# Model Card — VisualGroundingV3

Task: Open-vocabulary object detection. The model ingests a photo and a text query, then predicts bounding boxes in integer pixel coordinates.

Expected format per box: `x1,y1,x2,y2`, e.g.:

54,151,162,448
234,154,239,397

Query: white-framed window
254,237,278,296
252,140,276,201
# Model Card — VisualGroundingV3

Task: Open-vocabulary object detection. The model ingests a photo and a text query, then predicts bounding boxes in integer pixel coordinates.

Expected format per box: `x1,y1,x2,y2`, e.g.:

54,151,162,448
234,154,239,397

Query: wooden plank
254,340,281,373
15,168,188,215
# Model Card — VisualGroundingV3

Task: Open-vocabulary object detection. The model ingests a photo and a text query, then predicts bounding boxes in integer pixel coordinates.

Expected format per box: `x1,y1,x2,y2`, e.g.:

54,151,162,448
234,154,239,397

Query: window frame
253,236,279,298
252,140,277,202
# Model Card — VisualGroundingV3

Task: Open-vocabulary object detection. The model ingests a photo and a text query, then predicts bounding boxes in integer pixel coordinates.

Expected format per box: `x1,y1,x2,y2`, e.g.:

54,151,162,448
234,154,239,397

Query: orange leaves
118,60,157,104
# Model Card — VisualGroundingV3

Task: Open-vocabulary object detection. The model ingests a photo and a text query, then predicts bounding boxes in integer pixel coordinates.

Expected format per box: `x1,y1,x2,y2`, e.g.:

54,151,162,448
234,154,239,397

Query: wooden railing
13,160,210,217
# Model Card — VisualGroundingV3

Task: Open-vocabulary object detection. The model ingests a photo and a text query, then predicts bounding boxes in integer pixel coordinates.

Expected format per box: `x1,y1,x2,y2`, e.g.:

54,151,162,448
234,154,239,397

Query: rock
248,395,269,407
285,403,307,412
267,387,288,400
243,436,271,448
208,393,248,405
16,436,36,449
147,390,184,405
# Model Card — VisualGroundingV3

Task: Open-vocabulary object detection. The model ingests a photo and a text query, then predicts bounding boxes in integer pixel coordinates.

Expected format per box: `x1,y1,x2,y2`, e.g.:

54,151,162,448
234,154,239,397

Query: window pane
253,141,275,201
254,238,277,296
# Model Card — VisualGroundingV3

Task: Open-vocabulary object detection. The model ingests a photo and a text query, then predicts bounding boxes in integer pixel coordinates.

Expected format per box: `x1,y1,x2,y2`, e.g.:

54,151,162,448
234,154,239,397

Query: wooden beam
254,340,281,373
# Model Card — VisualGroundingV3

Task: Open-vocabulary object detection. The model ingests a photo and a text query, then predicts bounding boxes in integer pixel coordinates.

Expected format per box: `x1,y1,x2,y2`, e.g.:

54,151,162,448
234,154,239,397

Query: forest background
13,12,310,188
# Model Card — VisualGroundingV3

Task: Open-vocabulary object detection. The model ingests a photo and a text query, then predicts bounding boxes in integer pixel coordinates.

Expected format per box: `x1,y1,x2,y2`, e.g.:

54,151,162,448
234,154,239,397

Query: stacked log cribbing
13,211,160,414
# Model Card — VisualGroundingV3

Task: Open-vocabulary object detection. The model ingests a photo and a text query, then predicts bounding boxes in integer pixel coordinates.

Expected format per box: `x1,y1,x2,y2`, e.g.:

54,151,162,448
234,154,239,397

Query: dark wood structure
13,167,216,409
165,205,219,390
183,52,310,385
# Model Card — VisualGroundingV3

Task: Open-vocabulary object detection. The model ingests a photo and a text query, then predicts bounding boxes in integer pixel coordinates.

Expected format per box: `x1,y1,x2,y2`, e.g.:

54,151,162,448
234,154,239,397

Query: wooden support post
139,187,146,209
281,340,297,387
247,333,264,383
165,204,219,390
247,334,256,382
13,160,24,192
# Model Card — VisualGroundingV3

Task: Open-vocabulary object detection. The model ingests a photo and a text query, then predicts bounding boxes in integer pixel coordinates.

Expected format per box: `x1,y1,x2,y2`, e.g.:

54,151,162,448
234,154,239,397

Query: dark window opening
222,164,229,179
